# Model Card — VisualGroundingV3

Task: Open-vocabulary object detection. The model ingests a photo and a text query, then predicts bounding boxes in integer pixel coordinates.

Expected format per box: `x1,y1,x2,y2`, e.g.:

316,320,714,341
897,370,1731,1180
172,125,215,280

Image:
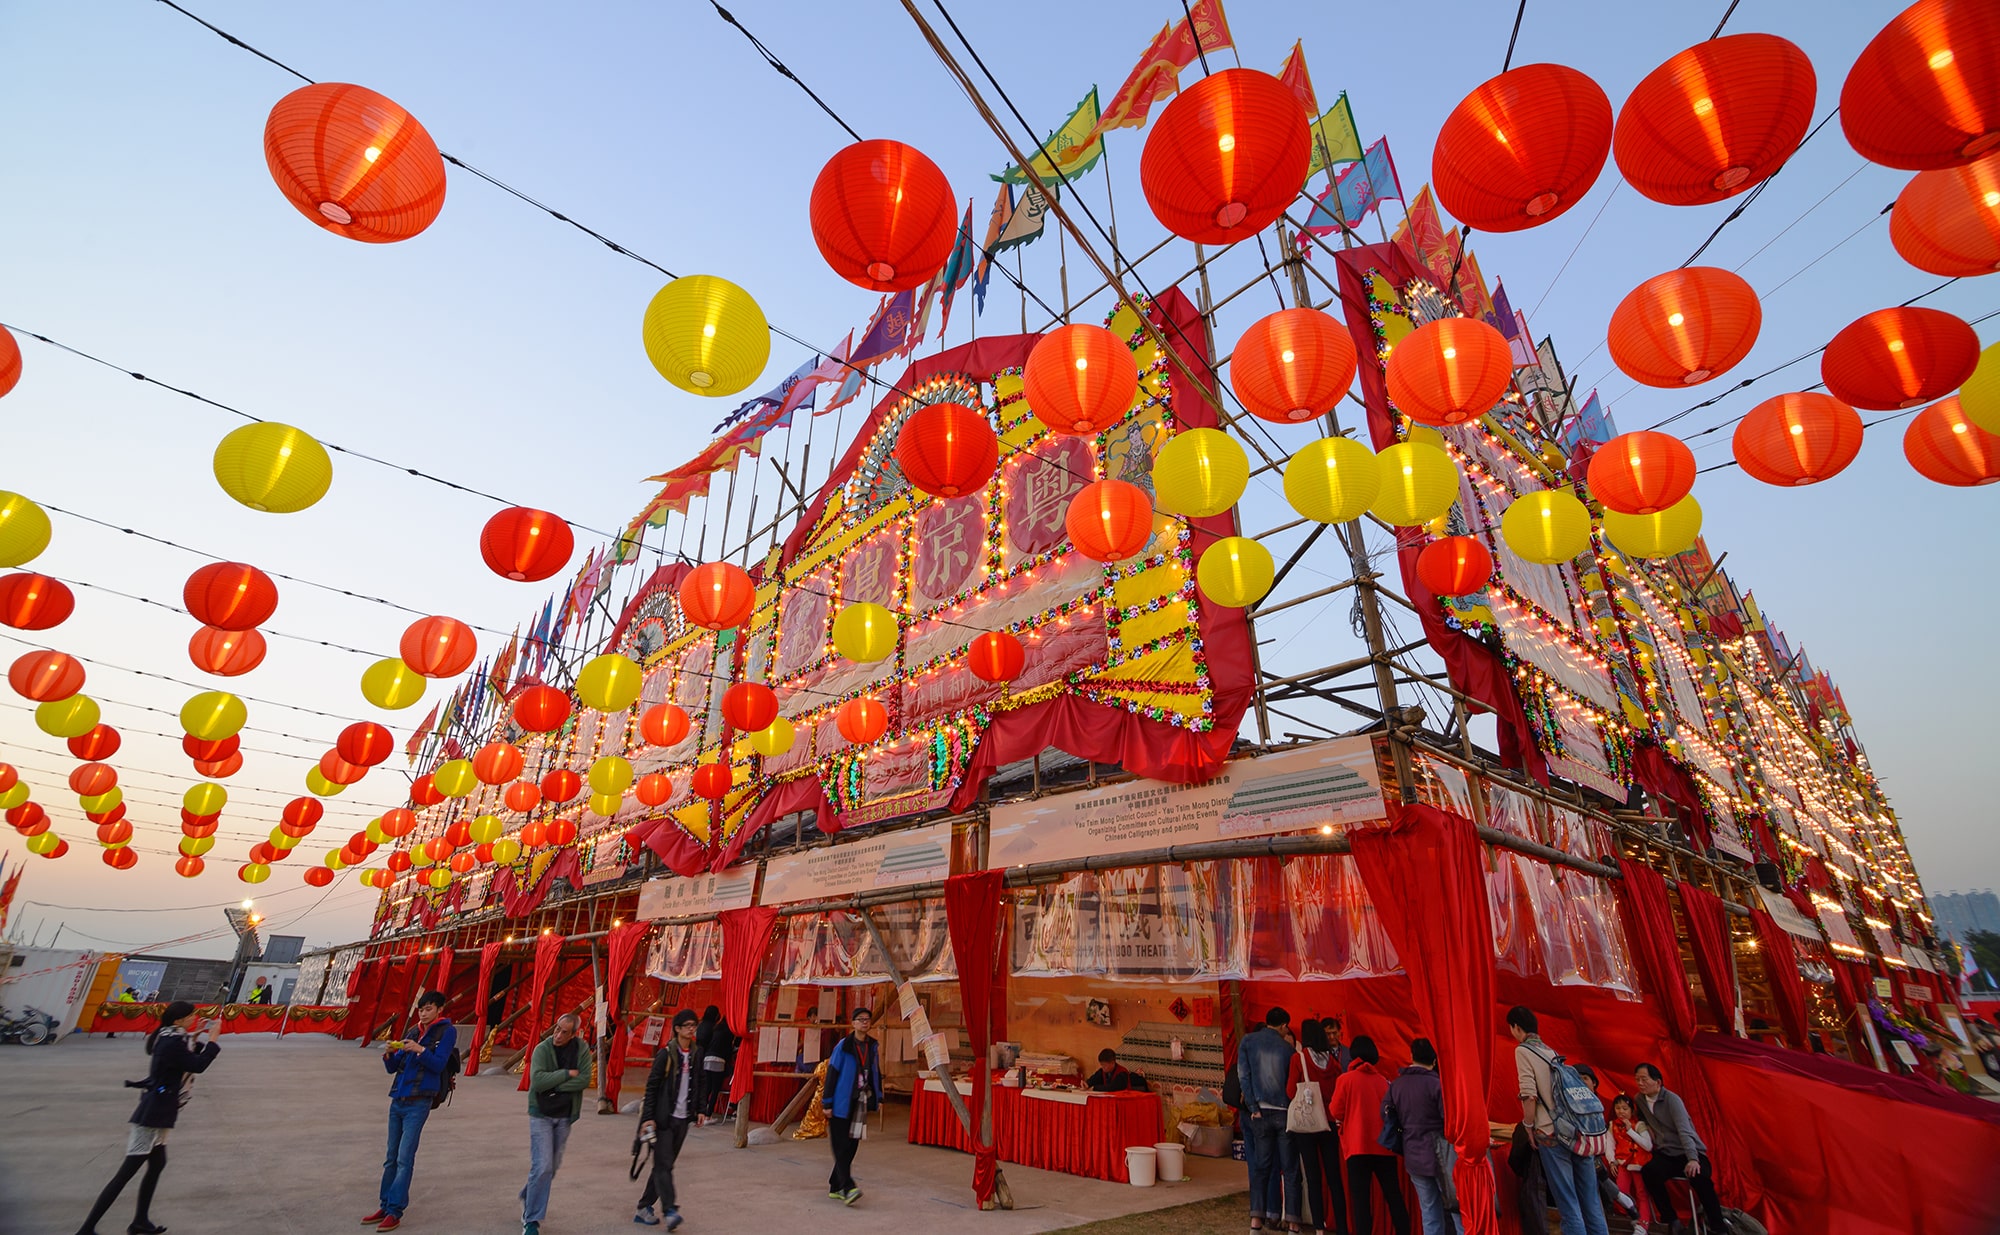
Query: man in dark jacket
1086,1048,1150,1092
1634,1063,1732,1234
638,1009,700,1232
1388,1038,1460,1235
822,1006,882,1205
520,1012,592,1235
365,990,456,1231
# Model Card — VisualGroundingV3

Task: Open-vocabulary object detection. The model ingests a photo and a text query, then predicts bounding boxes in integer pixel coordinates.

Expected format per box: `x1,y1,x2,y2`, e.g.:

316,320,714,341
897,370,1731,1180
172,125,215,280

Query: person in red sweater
1286,1019,1347,1235
1327,1036,1409,1235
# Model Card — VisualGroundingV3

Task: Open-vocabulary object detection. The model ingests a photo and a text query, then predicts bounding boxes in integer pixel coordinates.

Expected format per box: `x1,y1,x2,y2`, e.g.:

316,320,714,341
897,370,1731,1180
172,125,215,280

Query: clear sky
1,0,1992,959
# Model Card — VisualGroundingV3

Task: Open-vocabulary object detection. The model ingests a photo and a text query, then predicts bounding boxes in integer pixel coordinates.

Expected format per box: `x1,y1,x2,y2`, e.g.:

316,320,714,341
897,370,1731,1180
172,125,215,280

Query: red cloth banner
1349,803,1499,1235
720,906,779,1102
378,956,416,1039
432,947,455,1015
945,870,1009,1206
342,956,388,1041
1751,910,1811,1050
601,920,652,1105
517,933,565,1091
492,848,582,917
1677,881,1736,1035
466,941,502,1075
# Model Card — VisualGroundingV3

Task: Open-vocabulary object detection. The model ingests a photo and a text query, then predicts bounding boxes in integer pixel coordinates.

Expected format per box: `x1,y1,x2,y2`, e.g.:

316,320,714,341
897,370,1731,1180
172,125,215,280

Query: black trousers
1346,1152,1410,1235
1289,1129,1347,1233
639,1117,690,1212
1641,1151,1726,1229
828,1118,861,1193
77,1146,166,1235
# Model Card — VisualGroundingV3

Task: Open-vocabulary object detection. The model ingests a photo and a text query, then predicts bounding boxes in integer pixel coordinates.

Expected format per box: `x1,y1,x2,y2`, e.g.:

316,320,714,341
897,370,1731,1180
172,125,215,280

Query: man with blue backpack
364,990,458,1231
1507,1006,1608,1235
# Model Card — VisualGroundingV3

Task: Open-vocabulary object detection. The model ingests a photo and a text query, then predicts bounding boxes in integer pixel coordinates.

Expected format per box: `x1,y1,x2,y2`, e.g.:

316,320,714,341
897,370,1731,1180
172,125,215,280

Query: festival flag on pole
1091,0,1235,137
1361,137,1403,206
972,181,1010,314
1457,250,1497,323
1278,42,1318,116
999,88,1105,185
0,859,18,936
994,181,1053,251
1307,94,1364,177
405,703,439,763
935,202,977,337
1393,183,1460,283
1489,281,1518,338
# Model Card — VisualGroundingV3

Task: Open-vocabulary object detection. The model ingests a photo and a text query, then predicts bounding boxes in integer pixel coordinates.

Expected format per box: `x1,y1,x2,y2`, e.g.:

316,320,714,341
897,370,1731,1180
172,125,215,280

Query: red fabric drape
341,957,382,1041
1677,881,1736,1034
517,933,566,1091
378,956,416,1038
432,947,454,1012
1348,804,1499,1235
492,848,582,916
466,941,502,1075
601,920,652,1105
1750,911,1811,1050
1635,746,1712,851
720,906,778,1102
945,870,1009,1206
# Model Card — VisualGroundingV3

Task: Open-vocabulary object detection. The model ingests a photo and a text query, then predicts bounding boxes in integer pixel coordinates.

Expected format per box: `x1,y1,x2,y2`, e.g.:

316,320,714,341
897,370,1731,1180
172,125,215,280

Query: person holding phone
76,1001,219,1235
363,991,455,1231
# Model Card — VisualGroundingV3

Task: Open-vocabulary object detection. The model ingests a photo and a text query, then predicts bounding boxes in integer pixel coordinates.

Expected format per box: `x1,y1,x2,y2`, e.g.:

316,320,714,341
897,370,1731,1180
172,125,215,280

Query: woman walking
76,1001,220,1235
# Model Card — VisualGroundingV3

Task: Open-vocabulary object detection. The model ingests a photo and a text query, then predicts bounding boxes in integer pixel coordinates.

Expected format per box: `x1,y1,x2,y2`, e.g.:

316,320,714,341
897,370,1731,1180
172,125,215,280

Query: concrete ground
0,1035,1247,1235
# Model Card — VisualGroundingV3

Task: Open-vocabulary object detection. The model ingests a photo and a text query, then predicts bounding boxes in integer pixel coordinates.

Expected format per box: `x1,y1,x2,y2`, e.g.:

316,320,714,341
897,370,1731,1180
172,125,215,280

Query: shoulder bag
1285,1046,1331,1134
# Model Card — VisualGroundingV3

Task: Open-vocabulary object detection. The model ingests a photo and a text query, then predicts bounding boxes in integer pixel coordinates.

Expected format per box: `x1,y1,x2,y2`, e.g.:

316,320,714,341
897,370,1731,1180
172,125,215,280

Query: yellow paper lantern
468,814,504,844
360,658,426,710
180,835,215,857
271,827,302,849
749,717,796,757
25,831,61,856
212,421,334,513
324,850,347,870
356,867,381,886
0,491,52,568
1602,495,1703,560
305,767,346,797
833,602,897,663
37,694,100,738
78,787,122,814
410,846,435,868
576,654,643,712
1196,536,1275,608
181,690,247,741
589,755,635,796
1406,425,1447,451
1283,437,1380,523
491,837,522,864
426,869,452,889
1153,427,1249,517
1502,490,1593,565
241,863,271,884
589,791,624,817
1370,442,1460,527
1960,340,2000,434
363,820,388,845
641,274,771,398
184,781,228,816
434,758,477,798
0,783,30,809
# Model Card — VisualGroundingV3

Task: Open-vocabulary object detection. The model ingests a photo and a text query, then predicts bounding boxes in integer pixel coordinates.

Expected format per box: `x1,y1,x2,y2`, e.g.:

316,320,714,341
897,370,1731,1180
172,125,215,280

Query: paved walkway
0,1034,1245,1235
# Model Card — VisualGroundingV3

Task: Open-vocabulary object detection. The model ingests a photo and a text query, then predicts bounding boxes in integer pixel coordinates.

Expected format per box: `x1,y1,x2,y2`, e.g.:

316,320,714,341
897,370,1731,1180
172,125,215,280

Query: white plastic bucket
1153,1140,1187,1181
1124,1145,1158,1186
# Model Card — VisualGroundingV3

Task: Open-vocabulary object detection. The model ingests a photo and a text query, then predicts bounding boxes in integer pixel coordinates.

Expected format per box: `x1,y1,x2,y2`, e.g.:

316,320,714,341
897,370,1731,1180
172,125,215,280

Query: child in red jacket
1605,1093,1654,1234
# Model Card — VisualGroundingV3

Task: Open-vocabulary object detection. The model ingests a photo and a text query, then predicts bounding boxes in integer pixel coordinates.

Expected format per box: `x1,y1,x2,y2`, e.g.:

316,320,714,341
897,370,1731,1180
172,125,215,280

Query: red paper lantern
545,817,578,846
635,772,674,807
678,562,756,631
317,749,369,786
1140,68,1311,244
264,82,447,243
641,703,691,747
68,725,121,761
379,807,417,838
1822,307,1981,409
1586,431,1698,515
336,721,395,768
540,768,583,804
808,140,957,292
443,818,473,848
1889,153,2000,275
410,774,445,807
1416,536,1495,597
188,625,268,677
86,803,126,826
0,325,18,399
96,819,133,846
400,615,478,677
966,631,1026,684
180,810,219,836
248,841,277,865
178,855,207,879
386,850,414,874
422,837,455,862
0,763,14,794
690,762,733,799
512,684,572,734
520,820,547,849
1386,318,1514,425
194,752,244,779
7,802,46,831
721,683,778,733
1904,396,2000,484
1024,325,1141,436
9,650,84,702
1732,392,1865,486
896,402,998,498
338,846,363,867
183,562,279,631
480,507,574,582
1614,34,1817,206
69,762,117,797
1065,480,1154,562
183,733,239,762
1607,267,1762,388
104,847,138,871
474,842,494,863
41,839,67,860
449,851,477,874
0,573,74,630
14,815,49,839
1230,309,1359,423
472,741,525,785
1841,0,2000,170
280,796,324,836
1433,64,1613,231
503,781,542,813
836,697,888,745
304,865,334,887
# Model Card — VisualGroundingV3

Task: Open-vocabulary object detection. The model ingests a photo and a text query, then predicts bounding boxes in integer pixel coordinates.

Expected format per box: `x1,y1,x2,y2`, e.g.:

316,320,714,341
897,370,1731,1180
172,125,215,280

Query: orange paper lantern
188,625,268,677
690,762,732,800
1607,267,1762,388
449,851,477,874
336,721,395,768
1433,64,1613,231
7,802,46,832
1140,68,1311,244
504,780,542,813
183,562,278,631
1065,480,1154,562
400,615,477,678
641,703,691,747
1614,34,1817,206
679,561,755,631
379,807,417,838
68,725,121,761
0,764,14,794
1586,431,1698,515
96,819,133,846
1230,308,1359,423
1386,318,1514,425
87,803,126,827
409,774,445,807
194,752,244,779
1821,306,1981,409
1841,0,2000,170
1890,153,2000,275
472,741,525,785
721,683,778,734
512,684,572,734
69,762,117,798
809,140,956,292
104,847,138,871
897,402,998,498
520,820,547,849
481,507,574,582
183,733,239,762
280,796,324,836
317,749,369,787
304,865,333,887
177,855,206,879
1903,396,2000,484
0,572,74,631
1417,536,1494,597
836,697,889,745
263,82,446,243
1732,392,1865,486
635,772,674,807
0,325,18,399
9,650,83,702
545,818,578,846
966,631,1025,684
541,768,583,804
1024,324,1140,436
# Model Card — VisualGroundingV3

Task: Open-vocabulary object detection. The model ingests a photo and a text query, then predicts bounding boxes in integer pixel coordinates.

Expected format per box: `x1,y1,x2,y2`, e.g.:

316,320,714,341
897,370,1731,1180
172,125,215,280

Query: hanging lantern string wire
1680,108,1842,268
1710,0,1743,39
706,1,863,142
1502,0,1529,71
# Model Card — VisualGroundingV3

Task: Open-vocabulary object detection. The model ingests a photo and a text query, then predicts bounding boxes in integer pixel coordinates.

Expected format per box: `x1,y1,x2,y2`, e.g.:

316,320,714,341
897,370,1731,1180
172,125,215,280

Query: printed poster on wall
985,736,1385,870
758,819,954,906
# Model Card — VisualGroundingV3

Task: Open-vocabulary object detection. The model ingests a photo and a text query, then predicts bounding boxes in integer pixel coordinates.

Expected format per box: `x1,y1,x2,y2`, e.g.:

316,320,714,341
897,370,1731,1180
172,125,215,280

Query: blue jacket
1237,1025,1293,1115
384,1018,457,1101
822,1034,882,1121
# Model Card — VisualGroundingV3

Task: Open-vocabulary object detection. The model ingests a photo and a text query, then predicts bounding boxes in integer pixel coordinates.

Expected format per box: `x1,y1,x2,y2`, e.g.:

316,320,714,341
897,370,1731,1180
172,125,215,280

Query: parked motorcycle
0,1006,61,1044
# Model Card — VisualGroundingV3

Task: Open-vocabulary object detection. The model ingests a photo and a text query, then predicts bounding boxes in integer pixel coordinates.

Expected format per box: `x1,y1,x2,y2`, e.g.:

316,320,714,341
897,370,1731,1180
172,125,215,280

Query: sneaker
523,1224,540,1235
361,1214,387,1226
376,1220,401,1232
1632,1224,1648,1235
841,1188,861,1206
664,1211,684,1233
635,1205,661,1226
828,1191,844,1202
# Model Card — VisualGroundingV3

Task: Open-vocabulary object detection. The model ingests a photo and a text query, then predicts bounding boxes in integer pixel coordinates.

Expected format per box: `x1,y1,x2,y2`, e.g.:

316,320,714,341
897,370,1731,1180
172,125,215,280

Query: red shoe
361,1214,387,1226
376,1219,401,1231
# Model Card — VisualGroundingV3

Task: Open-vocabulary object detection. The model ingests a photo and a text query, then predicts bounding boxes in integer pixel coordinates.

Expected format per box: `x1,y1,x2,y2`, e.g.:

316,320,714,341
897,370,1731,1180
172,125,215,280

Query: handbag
1285,1046,1331,1134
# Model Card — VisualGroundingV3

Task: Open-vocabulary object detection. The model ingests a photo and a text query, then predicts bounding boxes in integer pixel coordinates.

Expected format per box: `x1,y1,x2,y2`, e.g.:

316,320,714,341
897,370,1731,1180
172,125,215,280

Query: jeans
1410,1173,1464,1235
1290,1127,1346,1233
639,1117,691,1212
1346,1152,1410,1235
1641,1151,1726,1230
520,1114,573,1222
380,1098,432,1217
1537,1142,1609,1235
1246,1111,1295,1221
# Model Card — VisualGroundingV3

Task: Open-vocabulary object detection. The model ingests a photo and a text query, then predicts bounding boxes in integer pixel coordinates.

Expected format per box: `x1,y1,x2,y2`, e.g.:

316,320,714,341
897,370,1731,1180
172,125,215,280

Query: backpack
1222,1060,1243,1110
430,1044,462,1110
1529,1043,1606,1145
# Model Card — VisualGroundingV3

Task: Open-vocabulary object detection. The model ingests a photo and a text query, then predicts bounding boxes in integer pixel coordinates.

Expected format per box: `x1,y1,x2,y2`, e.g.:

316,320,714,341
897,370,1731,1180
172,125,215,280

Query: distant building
1932,890,2000,941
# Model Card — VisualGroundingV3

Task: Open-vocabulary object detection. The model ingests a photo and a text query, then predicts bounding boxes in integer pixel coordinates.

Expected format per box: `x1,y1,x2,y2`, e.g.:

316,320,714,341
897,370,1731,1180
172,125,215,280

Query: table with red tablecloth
907,1077,1163,1182
748,1072,813,1123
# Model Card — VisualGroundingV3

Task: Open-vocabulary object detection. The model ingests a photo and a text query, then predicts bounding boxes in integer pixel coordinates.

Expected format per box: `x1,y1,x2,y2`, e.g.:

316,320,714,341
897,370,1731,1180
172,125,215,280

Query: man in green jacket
520,1012,593,1235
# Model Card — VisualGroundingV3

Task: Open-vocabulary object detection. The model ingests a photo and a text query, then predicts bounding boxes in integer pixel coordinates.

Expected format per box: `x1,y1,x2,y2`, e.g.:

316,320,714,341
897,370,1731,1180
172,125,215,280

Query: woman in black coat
76,1000,220,1235
692,1005,736,1121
